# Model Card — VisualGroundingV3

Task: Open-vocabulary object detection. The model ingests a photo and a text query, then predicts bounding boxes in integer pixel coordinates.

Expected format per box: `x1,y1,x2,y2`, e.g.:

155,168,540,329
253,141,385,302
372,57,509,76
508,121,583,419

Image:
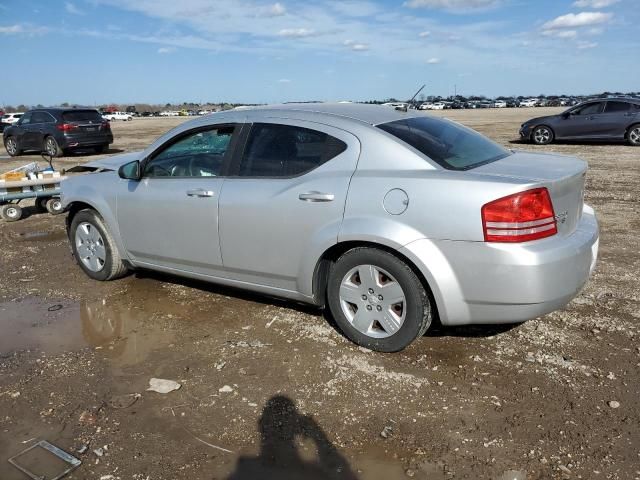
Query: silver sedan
61,103,599,352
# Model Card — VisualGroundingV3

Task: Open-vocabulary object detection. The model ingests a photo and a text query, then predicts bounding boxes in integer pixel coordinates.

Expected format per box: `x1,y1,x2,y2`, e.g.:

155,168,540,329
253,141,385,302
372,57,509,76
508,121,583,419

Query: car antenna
397,84,426,112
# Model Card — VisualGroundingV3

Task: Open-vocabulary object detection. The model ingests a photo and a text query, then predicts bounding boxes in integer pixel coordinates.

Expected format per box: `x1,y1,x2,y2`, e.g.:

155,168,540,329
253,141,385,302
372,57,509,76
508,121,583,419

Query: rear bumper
401,205,599,326
62,133,113,148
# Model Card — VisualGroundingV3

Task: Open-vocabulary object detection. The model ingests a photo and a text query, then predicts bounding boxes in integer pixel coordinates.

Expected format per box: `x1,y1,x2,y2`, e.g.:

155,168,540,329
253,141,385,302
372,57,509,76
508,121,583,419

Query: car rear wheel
43,136,63,157
327,247,432,352
1,204,23,222
69,210,129,281
628,124,640,146
532,126,554,145
4,137,20,156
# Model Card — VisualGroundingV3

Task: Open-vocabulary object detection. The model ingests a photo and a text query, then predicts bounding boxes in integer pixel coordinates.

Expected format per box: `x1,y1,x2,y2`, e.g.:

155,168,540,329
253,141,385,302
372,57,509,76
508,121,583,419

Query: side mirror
118,160,141,180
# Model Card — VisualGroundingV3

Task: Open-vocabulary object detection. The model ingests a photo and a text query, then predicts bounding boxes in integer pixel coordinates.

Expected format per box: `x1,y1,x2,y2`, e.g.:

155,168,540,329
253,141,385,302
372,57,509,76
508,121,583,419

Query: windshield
378,116,511,170
62,110,103,122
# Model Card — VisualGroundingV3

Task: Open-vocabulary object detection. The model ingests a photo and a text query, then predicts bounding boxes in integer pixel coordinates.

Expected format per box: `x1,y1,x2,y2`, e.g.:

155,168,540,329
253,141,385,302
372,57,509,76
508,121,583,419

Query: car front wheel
531,125,554,145
69,209,129,281
628,124,640,146
4,137,20,156
327,247,432,352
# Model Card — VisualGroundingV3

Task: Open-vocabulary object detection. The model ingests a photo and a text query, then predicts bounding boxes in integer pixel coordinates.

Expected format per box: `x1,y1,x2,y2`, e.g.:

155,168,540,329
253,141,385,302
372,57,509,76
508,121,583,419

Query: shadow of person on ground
227,395,358,480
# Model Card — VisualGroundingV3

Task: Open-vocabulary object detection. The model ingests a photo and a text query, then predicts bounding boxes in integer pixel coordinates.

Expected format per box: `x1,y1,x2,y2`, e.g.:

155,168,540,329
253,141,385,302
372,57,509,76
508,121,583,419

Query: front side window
18,112,32,125
604,101,631,113
238,123,347,177
573,102,605,116
144,126,235,178
378,116,511,170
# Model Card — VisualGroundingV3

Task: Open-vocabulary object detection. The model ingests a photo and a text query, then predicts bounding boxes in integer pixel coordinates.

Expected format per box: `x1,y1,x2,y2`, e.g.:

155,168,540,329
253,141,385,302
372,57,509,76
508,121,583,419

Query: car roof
581,97,640,104
237,103,423,126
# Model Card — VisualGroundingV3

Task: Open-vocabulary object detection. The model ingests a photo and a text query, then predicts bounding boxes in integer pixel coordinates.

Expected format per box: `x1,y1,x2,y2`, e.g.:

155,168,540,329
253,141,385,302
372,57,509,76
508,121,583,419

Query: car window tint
62,110,103,122
574,102,604,115
144,126,235,178
378,116,511,170
32,112,51,123
19,113,32,125
239,123,347,177
604,101,630,113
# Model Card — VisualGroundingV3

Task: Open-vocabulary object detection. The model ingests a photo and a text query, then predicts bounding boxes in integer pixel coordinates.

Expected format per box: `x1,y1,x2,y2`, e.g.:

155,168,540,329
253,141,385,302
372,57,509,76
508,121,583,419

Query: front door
560,101,606,139
219,120,360,295
117,124,239,276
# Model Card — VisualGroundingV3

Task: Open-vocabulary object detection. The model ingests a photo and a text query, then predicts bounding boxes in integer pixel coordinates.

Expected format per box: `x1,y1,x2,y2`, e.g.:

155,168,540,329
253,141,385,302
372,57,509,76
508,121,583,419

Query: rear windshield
378,116,511,170
62,110,103,122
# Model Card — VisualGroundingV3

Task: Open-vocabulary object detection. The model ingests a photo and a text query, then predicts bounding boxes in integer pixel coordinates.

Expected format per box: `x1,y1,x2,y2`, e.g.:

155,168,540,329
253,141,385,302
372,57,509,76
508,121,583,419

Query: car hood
523,114,560,126
66,151,143,172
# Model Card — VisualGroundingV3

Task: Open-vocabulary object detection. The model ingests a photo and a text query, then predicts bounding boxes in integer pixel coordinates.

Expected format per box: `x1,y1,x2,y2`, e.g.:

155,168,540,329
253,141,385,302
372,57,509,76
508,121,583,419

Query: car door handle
186,189,214,197
299,192,335,202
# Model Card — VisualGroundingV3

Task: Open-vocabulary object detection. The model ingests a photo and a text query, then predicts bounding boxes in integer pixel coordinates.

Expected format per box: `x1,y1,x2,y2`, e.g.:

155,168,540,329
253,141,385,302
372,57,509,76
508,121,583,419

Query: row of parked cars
384,98,589,111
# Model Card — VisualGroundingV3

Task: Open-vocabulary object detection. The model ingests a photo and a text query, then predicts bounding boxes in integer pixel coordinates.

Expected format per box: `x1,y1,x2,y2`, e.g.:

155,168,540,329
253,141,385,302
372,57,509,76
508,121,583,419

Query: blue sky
1,0,637,105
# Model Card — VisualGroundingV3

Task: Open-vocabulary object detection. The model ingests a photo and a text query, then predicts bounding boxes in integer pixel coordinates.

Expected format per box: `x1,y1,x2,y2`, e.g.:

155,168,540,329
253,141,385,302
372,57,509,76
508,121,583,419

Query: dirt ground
0,109,638,480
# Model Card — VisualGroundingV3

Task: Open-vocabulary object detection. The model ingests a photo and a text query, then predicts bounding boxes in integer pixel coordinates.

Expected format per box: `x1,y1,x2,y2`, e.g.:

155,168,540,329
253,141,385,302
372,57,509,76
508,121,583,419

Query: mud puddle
0,293,175,366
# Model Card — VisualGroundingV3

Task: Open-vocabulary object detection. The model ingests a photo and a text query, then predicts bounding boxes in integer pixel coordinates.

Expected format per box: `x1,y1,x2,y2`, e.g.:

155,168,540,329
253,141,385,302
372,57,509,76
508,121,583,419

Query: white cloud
572,0,619,7
418,30,431,37
343,39,369,51
542,11,613,30
277,28,316,38
577,41,598,49
427,57,441,63
542,29,578,38
265,2,286,17
157,46,176,53
404,0,500,12
0,24,48,35
65,2,84,15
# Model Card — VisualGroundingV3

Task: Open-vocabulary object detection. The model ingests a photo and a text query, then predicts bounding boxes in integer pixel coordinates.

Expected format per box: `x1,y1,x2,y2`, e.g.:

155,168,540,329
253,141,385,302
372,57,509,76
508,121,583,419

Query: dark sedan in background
520,97,640,146
3,107,113,157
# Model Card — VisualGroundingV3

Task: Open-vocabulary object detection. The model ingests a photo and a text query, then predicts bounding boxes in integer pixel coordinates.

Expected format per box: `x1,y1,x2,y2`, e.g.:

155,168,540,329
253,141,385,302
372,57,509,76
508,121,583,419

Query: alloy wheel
533,127,552,144
630,127,640,145
5,138,17,155
45,138,57,156
338,264,406,339
75,222,107,272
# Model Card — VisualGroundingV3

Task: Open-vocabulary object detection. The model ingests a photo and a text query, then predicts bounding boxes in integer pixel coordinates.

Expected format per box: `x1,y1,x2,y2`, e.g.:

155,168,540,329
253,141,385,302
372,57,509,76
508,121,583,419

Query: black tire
45,197,64,215
43,136,64,157
327,247,432,352
627,124,640,146
34,197,49,213
68,209,129,281
4,136,21,157
531,125,554,145
1,204,23,222
95,144,109,154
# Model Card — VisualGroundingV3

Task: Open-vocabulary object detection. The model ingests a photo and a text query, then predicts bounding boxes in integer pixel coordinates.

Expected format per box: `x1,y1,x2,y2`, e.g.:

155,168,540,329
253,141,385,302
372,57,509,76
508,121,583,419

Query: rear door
600,101,633,138
27,111,55,149
117,124,240,276
218,120,360,294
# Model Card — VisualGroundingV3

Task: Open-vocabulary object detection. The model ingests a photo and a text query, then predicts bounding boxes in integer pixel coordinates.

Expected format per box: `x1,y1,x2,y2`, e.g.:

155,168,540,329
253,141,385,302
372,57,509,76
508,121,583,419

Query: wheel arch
530,123,555,140
312,240,441,324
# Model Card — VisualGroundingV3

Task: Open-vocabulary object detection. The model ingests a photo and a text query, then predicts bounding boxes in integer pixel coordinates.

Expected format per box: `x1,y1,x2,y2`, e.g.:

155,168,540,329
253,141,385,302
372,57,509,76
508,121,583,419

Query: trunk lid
471,150,586,236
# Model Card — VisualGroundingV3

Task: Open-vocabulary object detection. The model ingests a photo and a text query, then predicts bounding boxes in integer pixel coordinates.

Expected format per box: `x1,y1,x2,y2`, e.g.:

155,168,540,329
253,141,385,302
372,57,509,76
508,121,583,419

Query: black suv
3,107,113,157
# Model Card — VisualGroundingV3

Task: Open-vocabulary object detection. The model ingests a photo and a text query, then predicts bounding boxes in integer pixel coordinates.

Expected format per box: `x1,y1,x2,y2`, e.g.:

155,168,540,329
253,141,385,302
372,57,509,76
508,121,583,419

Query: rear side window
605,101,630,113
574,102,605,116
238,123,347,177
378,116,511,170
62,110,103,122
32,112,55,123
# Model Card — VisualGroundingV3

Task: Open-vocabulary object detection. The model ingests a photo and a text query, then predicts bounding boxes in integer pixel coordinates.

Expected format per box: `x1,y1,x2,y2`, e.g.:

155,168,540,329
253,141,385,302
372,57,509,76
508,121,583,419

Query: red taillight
56,123,78,132
101,121,110,130
481,188,557,243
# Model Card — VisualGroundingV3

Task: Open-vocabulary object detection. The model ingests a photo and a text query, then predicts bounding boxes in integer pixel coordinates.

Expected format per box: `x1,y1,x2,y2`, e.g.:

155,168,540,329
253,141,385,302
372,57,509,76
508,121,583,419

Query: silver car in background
62,104,599,352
